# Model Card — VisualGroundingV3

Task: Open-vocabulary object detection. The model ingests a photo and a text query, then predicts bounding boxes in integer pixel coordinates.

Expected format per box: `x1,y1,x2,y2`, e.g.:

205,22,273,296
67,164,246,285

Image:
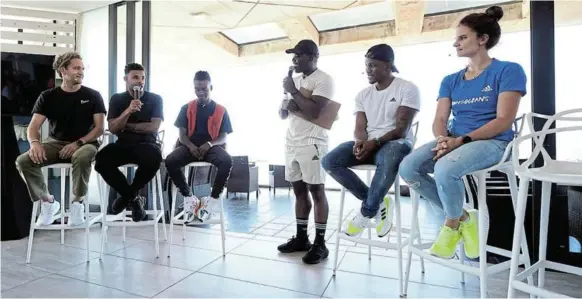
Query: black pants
165,145,232,199
94,142,162,199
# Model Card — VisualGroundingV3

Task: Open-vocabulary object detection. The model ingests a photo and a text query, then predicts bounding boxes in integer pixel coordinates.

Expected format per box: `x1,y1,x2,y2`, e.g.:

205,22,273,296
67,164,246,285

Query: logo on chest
80,100,90,104
481,85,492,92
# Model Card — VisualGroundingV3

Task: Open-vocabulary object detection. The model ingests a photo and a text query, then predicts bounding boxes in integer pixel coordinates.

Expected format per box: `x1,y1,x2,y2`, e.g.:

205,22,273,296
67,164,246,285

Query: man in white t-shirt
277,39,335,265
322,44,420,237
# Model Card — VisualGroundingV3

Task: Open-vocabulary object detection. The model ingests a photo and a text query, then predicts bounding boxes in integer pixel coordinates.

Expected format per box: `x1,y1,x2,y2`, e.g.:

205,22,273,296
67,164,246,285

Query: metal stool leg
333,187,346,276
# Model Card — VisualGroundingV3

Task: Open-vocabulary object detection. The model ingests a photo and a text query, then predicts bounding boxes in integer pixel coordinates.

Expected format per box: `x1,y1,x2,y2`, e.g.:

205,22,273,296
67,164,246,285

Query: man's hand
124,99,142,114
356,140,378,161
353,140,365,155
59,142,80,159
287,100,301,113
29,142,47,164
283,77,298,94
188,145,201,159
198,142,212,159
432,137,463,160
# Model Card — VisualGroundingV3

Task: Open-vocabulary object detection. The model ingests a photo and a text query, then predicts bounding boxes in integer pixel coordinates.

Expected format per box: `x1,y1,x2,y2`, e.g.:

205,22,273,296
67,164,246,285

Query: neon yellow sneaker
375,196,394,237
460,209,479,259
429,226,461,259
344,211,370,236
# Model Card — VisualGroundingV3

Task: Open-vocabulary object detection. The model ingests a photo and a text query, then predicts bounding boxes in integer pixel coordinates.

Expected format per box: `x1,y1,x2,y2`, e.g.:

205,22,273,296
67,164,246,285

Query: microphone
133,86,142,99
288,66,295,78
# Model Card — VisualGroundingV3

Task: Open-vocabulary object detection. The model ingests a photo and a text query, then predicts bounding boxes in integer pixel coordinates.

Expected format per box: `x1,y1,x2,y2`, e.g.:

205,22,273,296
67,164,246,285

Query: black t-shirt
174,100,233,146
107,91,164,144
32,86,106,142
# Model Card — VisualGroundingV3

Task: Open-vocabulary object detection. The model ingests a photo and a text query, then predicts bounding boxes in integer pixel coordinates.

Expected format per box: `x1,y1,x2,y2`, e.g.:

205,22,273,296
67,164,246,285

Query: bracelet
29,139,40,145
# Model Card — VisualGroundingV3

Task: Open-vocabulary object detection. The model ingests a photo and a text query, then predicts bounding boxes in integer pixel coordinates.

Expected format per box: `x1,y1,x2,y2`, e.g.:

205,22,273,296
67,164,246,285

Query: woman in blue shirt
399,5,527,259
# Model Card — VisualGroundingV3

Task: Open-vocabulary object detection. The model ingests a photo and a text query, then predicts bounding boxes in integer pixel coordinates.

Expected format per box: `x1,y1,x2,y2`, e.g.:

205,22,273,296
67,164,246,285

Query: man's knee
321,154,332,171
217,155,233,172
72,145,97,166
15,152,33,171
308,184,325,196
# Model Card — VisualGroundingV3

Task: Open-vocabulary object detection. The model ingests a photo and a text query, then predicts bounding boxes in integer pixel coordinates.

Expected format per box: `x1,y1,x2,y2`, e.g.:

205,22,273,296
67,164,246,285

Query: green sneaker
460,209,479,259
375,196,394,237
429,226,461,259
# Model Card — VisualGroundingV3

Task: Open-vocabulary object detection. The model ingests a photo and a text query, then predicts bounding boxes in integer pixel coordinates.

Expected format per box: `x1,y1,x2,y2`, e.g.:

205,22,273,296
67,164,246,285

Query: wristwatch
461,135,473,144
76,140,85,147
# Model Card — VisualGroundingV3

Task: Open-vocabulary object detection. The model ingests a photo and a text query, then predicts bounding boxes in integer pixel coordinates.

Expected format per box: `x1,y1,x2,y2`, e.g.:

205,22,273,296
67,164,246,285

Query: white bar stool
404,115,533,298
508,109,582,298
333,166,425,297
26,163,104,263
97,130,167,258
97,165,167,258
332,122,422,298
167,162,227,257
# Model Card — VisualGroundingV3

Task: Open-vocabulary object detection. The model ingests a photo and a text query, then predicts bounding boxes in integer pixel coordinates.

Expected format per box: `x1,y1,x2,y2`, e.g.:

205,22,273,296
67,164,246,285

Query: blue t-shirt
438,58,527,141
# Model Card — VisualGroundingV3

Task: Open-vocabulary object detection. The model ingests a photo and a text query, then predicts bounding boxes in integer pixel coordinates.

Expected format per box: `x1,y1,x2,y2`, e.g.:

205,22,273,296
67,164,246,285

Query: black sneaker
130,196,147,222
277,236,312,253
110,196,130,215
302,243,329,264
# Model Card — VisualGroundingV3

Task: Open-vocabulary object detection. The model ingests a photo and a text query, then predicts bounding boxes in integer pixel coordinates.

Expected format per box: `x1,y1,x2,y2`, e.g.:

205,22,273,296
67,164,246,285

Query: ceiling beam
277,16,319,45
423,2,523,32
204,32,240,56
239,38,292,57
393,0,426,36
319,21,396,46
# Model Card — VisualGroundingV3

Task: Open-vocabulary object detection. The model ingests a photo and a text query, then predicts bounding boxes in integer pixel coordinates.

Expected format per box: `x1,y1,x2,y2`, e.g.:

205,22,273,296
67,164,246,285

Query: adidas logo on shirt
481,85,492,92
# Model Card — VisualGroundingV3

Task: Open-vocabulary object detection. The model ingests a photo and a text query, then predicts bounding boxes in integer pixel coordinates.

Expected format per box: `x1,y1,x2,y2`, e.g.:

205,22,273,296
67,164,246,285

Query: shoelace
351,213,370,228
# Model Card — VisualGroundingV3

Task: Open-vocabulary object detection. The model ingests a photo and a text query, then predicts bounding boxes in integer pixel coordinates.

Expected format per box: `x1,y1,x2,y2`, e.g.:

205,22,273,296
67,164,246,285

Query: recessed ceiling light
190,12,209,20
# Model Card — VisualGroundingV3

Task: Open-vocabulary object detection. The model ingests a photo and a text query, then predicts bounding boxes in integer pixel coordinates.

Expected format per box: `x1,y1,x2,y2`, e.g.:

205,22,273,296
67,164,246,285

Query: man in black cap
322,43,420,237
278,39,335,264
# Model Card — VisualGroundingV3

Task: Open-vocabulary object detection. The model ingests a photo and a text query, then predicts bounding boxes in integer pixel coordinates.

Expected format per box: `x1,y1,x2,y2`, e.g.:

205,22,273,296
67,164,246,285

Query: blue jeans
399,139,508,219
322,140,412,217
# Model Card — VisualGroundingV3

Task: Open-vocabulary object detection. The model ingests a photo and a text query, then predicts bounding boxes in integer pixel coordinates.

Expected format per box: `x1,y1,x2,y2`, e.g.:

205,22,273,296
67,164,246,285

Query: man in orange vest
165,71,233,222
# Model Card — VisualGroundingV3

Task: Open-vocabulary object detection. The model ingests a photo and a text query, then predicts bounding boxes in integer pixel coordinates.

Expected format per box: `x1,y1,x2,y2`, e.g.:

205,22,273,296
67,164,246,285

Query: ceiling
148,0,511,44
1,0,118,14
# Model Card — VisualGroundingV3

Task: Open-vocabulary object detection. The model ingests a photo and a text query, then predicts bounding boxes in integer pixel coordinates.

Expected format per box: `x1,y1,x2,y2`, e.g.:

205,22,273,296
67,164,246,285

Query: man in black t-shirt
16,52,106,227
94,63,164,222
165,71,233,222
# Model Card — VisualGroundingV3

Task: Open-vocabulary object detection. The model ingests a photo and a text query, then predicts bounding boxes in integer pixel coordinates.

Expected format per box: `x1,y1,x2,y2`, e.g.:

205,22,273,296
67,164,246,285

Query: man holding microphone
278,39,335,264
94,63,164,222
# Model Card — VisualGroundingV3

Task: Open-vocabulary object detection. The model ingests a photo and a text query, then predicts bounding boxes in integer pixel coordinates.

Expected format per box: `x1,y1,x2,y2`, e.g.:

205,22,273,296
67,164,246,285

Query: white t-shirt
354,77,421,145
286,69,335,147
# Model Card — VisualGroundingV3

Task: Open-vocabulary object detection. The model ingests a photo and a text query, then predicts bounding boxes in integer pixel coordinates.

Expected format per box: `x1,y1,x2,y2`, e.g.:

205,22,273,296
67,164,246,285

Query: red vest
186,100,225,141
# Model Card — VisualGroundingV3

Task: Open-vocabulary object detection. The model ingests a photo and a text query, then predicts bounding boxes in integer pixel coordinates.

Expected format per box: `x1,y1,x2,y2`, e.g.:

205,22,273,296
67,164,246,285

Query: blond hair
53,52,82,78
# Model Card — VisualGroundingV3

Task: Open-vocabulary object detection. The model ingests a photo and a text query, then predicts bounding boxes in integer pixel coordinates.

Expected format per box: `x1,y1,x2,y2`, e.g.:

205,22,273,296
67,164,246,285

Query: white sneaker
374,196,394,237
197,197,219,222
36,198,60,226
182,195,200,222
68,202,85,226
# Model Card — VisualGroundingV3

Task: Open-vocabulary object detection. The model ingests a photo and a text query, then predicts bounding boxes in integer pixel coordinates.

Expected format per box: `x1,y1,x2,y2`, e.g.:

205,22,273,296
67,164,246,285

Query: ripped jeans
322,140,412,217
399,139,508,219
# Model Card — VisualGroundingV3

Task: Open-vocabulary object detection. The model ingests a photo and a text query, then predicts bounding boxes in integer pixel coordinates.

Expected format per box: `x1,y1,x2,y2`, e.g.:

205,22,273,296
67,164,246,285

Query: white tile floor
2,189,581,298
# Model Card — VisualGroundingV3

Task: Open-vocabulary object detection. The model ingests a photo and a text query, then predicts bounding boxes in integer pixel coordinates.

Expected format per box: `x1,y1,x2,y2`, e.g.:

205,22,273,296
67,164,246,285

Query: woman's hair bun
485,5,504,22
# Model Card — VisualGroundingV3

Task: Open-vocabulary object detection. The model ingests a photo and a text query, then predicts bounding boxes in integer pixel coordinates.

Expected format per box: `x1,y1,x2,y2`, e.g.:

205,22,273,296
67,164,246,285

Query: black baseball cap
365,44,399,73
285,39,319,56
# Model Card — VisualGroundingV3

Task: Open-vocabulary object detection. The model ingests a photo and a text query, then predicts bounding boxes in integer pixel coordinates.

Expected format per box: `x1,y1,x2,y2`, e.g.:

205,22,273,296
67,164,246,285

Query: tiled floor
2,188,581,298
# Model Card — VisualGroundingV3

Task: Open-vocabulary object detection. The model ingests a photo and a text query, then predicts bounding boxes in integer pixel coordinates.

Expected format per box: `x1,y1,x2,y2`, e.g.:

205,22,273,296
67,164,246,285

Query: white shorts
285,144,328,185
